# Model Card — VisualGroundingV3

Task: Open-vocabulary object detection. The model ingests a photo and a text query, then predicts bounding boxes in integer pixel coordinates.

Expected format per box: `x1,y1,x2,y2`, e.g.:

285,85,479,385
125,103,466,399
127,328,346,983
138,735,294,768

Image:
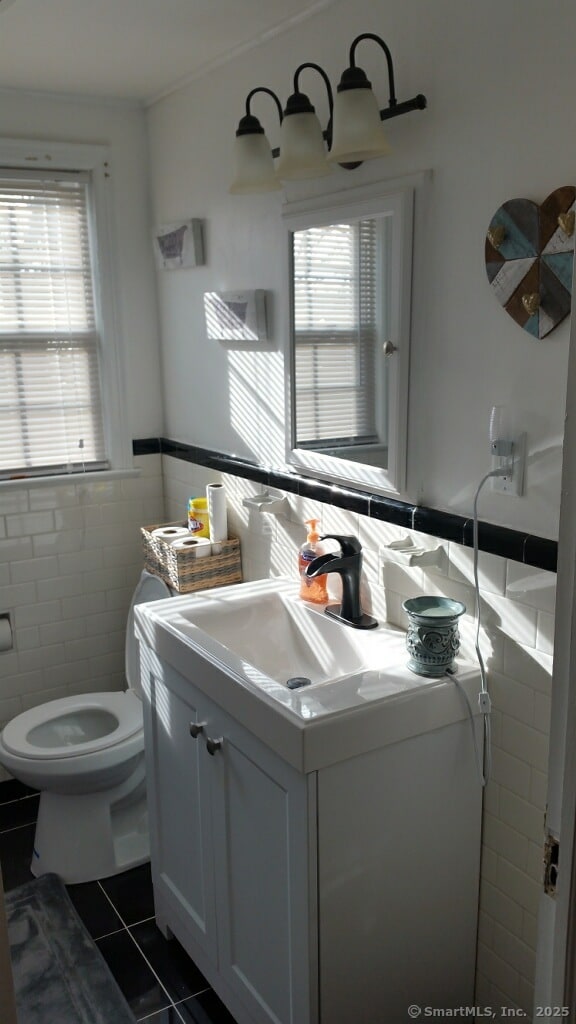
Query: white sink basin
134,577,482,771
135,576,436,704
168,583,371,687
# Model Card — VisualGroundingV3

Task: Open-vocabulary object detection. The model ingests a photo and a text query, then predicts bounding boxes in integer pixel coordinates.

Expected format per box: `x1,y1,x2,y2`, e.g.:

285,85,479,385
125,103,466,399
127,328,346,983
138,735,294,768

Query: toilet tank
126,571,172,697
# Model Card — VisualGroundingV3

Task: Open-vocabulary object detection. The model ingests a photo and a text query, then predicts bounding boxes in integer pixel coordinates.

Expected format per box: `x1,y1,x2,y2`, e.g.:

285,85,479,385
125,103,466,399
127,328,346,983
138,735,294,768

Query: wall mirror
283,177,417,496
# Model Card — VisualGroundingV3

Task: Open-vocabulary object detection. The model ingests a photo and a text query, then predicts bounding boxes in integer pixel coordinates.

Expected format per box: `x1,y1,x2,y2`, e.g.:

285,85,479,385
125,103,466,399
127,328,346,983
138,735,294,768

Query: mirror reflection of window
292,216,389,465
284,176,419,496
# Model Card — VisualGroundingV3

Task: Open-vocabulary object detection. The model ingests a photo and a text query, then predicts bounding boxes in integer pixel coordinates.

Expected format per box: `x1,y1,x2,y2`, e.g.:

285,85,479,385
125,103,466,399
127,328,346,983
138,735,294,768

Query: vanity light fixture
229,32,427,194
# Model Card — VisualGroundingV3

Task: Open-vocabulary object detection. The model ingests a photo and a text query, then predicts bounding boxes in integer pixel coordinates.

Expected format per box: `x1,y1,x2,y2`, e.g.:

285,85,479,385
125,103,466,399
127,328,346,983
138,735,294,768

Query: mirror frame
282,175,418,497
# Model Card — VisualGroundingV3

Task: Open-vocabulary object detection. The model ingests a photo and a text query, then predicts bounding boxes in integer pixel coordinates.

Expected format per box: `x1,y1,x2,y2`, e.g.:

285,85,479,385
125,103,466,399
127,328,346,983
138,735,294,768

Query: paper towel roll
170,536,212,558
207,483,227,550
152,526,189,541
0,616,13,653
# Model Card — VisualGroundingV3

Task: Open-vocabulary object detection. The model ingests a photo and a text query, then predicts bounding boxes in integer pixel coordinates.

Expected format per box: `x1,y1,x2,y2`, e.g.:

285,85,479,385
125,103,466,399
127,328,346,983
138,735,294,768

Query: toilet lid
1,691,143,760
126,570,172,692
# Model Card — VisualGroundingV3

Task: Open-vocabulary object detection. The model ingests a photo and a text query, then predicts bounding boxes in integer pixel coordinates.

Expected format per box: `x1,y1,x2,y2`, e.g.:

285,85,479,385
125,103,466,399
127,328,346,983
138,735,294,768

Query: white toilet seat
1,691,142,761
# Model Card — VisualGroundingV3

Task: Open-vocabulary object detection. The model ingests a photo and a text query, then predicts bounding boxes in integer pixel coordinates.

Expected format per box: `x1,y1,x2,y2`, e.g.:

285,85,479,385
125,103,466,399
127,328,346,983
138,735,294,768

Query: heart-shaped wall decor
485,185,575,339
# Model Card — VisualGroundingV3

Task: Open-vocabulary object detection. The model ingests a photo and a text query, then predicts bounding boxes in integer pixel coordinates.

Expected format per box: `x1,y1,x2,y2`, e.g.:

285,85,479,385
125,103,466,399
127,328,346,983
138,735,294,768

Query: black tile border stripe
132,438,161,456
133,438,558,573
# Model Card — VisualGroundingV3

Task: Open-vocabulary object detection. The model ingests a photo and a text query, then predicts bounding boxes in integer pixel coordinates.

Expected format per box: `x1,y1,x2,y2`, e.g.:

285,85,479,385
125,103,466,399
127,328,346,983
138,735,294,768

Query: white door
145,664,218,961
207,701,316,1024
534,289,576,1005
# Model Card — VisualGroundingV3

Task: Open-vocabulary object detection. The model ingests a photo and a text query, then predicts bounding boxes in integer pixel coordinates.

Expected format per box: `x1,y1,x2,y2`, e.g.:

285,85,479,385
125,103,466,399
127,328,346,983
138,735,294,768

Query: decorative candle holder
402,596,466,677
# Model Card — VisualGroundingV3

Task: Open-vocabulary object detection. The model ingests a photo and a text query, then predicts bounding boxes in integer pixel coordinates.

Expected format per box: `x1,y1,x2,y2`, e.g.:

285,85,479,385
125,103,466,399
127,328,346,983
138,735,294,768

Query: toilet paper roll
0,616,13,653
206,483,228,550
169,536,212,558
152,526,189,541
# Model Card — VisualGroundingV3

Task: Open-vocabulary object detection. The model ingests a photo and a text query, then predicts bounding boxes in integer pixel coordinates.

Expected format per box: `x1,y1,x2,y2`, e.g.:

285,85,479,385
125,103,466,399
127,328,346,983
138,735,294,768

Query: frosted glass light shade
328,88,391,164
276,111,331,181
229,133,281,194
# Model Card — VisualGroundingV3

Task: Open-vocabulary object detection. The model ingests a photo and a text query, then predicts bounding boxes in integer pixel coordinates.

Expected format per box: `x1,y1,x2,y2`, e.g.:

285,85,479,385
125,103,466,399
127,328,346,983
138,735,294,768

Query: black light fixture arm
345,31,427,121
349,32,397,107
295,62,334,147
293,62,334,119
268,62,335,158
245,87,283,123
235,86,283,137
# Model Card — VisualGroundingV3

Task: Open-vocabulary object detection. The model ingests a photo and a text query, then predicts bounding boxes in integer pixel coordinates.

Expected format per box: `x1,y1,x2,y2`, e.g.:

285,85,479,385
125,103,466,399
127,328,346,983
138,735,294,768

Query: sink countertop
135,577,483,772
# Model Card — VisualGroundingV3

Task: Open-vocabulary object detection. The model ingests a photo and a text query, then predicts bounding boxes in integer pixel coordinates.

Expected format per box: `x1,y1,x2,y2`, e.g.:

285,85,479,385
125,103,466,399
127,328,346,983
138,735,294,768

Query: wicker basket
141,522,242,594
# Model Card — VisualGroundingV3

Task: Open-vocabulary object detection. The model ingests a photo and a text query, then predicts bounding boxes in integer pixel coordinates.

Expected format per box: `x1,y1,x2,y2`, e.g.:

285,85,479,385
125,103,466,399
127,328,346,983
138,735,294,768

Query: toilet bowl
0,570,172,884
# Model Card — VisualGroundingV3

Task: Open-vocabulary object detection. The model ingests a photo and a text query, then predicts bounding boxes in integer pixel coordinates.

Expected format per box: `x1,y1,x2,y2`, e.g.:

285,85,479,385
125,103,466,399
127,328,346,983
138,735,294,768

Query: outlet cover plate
491,433,526,496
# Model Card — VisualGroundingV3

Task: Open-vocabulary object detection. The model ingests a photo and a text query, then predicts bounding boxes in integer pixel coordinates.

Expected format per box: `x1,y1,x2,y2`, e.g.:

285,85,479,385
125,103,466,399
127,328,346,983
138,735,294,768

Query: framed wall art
485,185,575,339
153,219,205,270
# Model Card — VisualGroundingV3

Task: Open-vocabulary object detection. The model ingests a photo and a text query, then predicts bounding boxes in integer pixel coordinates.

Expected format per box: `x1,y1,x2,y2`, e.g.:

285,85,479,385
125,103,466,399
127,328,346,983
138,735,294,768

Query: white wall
147,0,576,540
0,88,163,439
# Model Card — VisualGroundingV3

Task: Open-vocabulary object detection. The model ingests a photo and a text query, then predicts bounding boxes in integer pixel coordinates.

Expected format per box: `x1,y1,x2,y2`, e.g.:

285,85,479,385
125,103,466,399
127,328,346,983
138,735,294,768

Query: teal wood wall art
485,185,575,339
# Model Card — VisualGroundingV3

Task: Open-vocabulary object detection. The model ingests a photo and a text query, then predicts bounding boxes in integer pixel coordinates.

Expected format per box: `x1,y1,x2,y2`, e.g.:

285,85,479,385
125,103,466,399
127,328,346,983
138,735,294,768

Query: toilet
0,570,172,884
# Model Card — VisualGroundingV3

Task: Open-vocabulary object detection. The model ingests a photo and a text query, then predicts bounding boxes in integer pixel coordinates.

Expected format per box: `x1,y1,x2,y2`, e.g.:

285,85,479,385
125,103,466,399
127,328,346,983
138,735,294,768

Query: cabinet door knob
206,736,223,756
189,721,206,739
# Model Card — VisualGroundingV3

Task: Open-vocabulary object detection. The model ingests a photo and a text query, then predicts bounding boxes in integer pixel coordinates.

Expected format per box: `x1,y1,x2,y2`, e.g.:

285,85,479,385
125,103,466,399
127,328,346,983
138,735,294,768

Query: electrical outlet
491,432,526,495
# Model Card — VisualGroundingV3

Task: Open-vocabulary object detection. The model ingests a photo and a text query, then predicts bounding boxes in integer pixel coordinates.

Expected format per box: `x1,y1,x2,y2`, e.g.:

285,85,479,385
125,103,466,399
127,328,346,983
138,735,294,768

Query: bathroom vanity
135,578,483,1024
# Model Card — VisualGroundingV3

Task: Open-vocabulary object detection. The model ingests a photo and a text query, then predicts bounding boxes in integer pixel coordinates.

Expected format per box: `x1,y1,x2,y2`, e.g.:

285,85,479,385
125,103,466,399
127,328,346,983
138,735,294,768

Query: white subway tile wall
0,454,165,782
163,455,553,1015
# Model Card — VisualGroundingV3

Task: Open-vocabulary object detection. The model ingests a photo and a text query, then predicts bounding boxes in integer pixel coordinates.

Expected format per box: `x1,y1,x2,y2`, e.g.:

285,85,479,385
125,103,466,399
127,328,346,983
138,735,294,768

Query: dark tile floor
0,780,238,1023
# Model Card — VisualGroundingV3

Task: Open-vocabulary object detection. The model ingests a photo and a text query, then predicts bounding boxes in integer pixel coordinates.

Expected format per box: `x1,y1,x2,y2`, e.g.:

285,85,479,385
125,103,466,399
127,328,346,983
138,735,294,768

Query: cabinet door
143,659,218,962
205,701,316,1024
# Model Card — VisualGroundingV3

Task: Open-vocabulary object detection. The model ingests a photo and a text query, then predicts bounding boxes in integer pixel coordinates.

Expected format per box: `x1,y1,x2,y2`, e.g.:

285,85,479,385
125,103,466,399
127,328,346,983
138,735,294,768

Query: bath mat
5,873,135,1023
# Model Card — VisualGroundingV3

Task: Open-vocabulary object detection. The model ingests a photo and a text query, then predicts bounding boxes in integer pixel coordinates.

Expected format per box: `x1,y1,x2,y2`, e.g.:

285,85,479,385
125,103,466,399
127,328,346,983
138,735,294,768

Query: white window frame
0,137,131,479
283,176,417,497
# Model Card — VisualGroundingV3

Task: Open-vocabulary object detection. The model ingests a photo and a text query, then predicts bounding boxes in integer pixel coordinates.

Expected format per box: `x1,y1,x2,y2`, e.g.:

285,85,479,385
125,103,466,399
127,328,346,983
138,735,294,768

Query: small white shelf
380,535,443,568
242,491,289,516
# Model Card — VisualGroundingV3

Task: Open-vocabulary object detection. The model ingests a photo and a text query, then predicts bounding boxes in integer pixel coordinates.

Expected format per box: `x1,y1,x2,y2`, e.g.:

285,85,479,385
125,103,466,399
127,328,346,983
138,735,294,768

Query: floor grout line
95,879,132,928
96,885,215,1015
96,881,179,1018
122,926,179,1019
174,986,212,1002
89,923,125,942
0,820,37,836
123,911,156,928
137,1002,187,1023
0,795,38,808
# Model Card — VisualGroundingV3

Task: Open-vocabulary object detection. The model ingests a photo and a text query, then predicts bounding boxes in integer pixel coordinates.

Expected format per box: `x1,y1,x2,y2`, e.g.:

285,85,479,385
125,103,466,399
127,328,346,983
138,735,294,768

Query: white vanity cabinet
141,648,316,1024
139,635,483,1024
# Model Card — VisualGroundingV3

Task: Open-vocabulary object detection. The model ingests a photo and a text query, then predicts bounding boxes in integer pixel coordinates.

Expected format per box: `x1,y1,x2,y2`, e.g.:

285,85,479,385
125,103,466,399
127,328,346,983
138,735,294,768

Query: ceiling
0,0,333,104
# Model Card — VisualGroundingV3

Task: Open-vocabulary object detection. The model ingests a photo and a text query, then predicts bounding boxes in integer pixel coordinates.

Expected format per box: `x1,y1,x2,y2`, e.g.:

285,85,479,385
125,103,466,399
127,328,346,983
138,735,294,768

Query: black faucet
305,534,378,630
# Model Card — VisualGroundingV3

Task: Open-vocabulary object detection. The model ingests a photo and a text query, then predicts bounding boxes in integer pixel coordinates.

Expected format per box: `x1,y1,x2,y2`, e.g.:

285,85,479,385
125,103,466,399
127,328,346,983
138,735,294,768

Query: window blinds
0,174,107,478
293,219,378,448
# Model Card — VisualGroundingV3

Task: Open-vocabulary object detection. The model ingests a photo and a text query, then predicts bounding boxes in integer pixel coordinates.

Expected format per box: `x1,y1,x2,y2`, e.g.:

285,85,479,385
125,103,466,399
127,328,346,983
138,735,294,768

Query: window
0,171,106,477
293,218,382,448
0,139,128,481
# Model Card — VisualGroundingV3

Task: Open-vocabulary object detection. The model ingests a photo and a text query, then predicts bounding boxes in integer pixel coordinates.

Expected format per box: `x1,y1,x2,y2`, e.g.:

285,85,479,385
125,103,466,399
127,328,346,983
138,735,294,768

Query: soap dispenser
298,519,328,604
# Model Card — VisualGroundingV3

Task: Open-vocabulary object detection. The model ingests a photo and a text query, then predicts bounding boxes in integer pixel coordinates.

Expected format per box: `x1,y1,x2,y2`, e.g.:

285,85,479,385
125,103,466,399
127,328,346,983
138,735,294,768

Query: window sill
0,468,141,490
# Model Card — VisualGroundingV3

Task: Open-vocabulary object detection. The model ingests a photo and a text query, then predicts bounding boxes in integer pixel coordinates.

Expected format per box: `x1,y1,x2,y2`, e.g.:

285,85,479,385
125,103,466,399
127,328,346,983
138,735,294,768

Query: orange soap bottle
298,519,328,604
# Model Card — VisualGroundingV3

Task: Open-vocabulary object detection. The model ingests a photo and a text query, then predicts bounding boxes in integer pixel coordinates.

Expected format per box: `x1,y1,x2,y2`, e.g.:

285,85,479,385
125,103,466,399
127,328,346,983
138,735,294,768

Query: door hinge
544,833,560,896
